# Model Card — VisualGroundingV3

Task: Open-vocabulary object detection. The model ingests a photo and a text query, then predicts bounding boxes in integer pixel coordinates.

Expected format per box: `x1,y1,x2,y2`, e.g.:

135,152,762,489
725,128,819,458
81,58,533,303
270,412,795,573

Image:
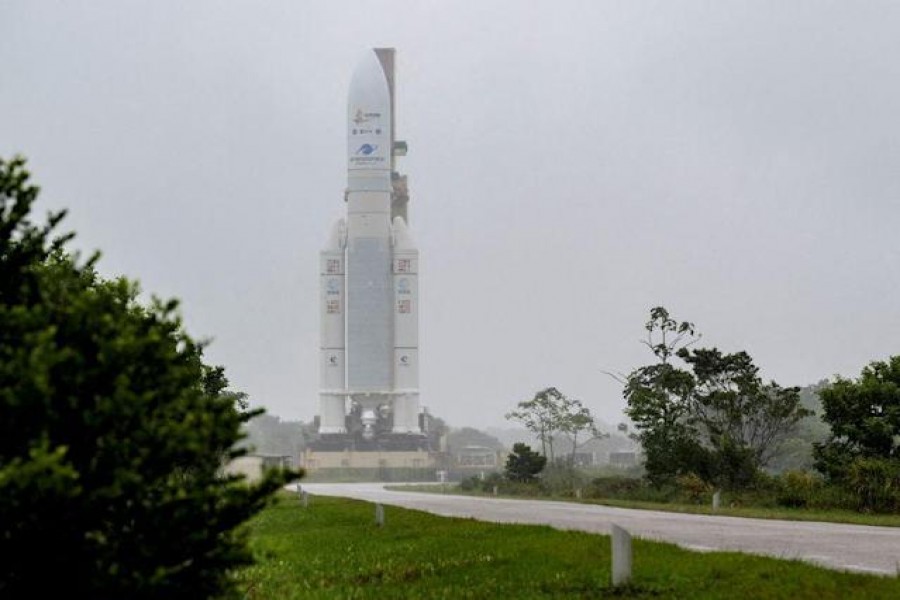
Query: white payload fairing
318,48,421,441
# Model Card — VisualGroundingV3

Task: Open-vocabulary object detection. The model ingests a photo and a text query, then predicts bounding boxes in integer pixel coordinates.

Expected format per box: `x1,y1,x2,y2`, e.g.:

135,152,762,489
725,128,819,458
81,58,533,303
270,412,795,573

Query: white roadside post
712,490,721,511
375,503,385,527
301,491,309,508
610,524,632,587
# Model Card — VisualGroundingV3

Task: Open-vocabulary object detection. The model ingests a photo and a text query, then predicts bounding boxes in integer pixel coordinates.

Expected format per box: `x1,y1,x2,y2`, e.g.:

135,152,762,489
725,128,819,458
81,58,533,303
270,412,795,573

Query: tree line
499,306,899,513
623,306,900,511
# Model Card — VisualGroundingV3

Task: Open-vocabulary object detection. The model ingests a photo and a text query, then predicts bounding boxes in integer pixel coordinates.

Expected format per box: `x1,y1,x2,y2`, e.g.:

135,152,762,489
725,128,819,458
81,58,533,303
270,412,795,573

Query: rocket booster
318,49,420,439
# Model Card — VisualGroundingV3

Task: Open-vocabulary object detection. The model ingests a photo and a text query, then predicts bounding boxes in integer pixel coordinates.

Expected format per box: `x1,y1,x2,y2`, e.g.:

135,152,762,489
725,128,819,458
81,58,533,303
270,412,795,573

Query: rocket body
318,49,420,440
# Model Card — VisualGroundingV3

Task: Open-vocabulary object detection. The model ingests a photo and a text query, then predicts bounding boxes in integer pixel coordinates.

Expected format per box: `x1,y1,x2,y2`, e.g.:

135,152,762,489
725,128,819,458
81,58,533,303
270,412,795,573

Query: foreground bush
0,156,296,598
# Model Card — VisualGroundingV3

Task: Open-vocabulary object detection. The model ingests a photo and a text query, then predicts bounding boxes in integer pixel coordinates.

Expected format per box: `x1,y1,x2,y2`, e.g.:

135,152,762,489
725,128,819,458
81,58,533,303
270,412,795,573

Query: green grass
235,493,900,599
387,485,900,528
569,497,900,527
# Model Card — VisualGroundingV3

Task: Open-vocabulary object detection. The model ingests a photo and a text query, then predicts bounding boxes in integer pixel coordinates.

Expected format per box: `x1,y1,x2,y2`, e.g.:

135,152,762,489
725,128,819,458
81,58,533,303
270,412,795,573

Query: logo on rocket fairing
356,144,378,156
353,108,382,125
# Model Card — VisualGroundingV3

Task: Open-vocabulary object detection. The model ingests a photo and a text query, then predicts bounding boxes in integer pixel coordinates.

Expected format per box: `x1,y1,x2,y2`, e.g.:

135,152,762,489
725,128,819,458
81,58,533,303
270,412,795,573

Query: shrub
847,457,900,513
505,443,546,483
459,476,479,491
0,156,297,597
588,476,645,498
675,472,713,504
776,470,823,508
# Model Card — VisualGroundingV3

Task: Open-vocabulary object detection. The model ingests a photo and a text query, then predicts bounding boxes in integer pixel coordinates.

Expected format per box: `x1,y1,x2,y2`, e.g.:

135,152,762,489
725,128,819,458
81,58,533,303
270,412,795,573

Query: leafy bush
504,443,546,483
588,476,645,498
776,471,824,508
847,457,900,512
459,475,480,491
459,473,503,492
0,156,297,598
675,472,713,504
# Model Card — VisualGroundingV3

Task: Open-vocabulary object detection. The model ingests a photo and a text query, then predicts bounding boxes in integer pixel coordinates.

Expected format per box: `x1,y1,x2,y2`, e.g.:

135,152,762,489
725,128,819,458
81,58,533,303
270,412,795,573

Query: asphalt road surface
299,482,900,575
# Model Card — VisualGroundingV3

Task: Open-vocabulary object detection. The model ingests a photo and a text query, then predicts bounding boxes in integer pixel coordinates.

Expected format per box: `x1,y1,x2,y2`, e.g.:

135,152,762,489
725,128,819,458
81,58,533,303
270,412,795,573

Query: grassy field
387,484,900,528
235,493,900,599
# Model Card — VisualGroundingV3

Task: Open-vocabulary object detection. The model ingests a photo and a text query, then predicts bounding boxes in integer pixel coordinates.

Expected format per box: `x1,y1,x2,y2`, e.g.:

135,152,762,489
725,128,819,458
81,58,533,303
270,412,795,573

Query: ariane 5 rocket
318,48,421,441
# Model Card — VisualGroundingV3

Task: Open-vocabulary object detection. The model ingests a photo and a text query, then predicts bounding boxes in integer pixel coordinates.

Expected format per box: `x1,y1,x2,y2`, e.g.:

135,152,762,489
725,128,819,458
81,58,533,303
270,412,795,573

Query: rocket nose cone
351,49,389,90
348,50,392,172
348,50,391,125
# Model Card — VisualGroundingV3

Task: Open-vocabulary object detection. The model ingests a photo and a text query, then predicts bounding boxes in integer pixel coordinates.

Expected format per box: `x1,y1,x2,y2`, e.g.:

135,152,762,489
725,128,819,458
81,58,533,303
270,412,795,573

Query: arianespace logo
356,144,378,156
353,108,382,125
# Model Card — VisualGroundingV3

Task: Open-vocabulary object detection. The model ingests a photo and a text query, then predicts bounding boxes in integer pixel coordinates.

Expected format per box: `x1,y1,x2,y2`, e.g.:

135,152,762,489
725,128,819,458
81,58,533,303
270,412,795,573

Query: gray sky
2,1,899,429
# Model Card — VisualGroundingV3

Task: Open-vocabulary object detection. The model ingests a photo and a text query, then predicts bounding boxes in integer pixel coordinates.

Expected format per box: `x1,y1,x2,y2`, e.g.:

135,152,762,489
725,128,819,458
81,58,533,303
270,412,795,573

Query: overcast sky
2,1,898,429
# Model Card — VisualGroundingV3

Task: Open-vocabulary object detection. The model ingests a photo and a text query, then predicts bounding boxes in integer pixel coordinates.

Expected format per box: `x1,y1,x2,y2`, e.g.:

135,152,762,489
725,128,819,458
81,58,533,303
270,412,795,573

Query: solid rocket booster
318,48,420,438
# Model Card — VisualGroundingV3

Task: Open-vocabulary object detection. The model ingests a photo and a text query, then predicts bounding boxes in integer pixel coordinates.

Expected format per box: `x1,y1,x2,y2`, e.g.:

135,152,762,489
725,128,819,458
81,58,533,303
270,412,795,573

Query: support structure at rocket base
314,48,428,452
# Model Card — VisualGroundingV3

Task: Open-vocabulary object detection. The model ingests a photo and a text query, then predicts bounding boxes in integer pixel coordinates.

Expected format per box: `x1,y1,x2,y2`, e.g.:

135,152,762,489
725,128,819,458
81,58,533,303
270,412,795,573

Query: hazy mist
2,1,898,428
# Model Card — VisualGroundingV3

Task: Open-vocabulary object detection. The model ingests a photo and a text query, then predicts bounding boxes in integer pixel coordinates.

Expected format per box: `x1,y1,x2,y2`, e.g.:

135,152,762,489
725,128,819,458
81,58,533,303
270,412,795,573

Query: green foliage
675,472,714,504
587,476,648,498
459,472,504,493
504,443,546,483
846,458,900,513
813,357,900,512
237,494,900,599
458,475,479,491
624,307,810,490
641,305,699,364
776,471,825,508
505,387,602,464
814,357,900,478
681,348,810,469
0,156,297,597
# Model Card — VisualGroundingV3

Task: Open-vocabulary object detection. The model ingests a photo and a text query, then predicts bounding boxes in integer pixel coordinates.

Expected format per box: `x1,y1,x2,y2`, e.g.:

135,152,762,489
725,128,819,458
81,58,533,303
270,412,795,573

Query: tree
623,308,707,485
624,307,809,489
641,305,700,364
557,402,605,467
504,443,546,483
681,348,809,471
813,357,900,510
506,388,563,460
0,156,297,597
505,387,602,465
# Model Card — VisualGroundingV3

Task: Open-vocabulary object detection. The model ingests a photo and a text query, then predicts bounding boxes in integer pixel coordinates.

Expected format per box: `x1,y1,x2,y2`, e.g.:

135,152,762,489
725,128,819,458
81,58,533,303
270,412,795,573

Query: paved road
299,482,900,575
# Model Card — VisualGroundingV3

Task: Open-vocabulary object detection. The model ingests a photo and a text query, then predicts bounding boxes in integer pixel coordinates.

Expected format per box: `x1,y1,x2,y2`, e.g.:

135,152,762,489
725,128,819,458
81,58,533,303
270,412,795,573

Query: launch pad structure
307,48,437,472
